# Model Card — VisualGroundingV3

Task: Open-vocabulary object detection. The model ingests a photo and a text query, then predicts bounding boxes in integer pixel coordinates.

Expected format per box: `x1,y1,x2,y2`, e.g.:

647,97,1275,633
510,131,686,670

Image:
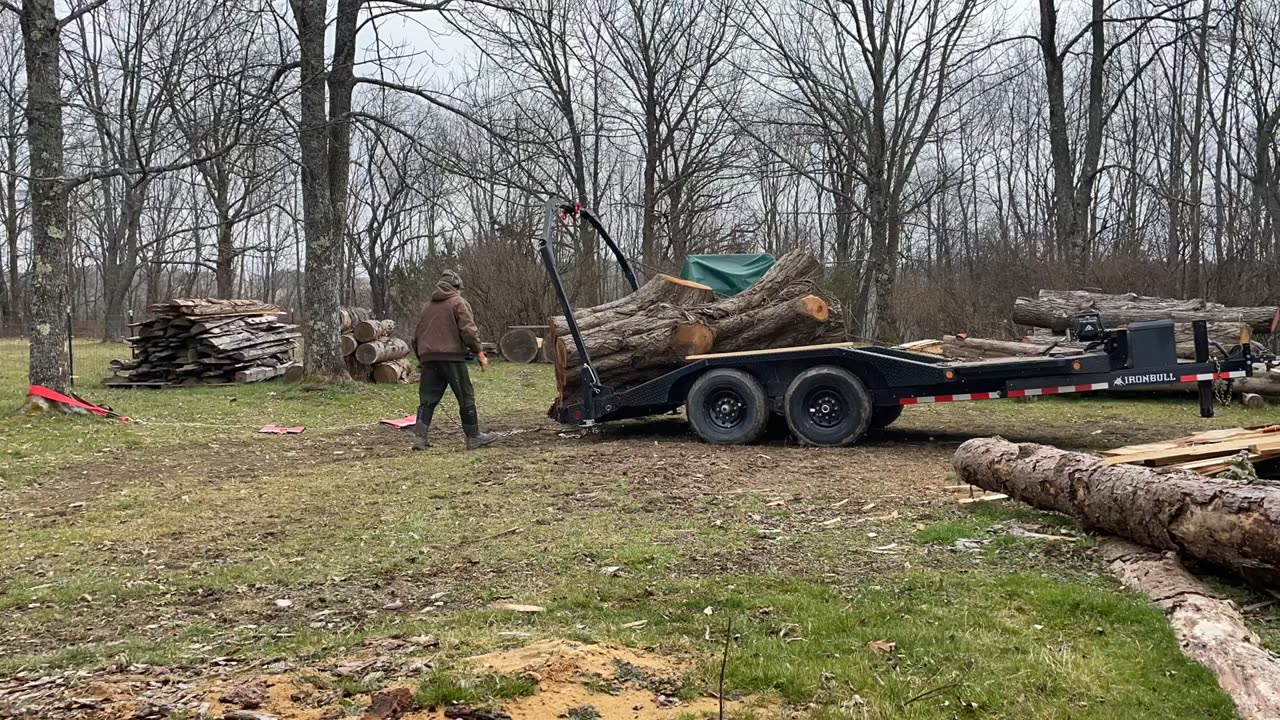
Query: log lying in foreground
953,437,1280,585
500,328,543,364
1101,538,1280,720
549,249,846,407
1013,290,1279,334
354,337,411,365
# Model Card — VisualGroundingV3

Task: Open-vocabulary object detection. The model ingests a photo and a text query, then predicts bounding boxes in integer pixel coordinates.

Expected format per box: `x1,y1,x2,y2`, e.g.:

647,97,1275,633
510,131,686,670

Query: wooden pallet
1103,425,1280,474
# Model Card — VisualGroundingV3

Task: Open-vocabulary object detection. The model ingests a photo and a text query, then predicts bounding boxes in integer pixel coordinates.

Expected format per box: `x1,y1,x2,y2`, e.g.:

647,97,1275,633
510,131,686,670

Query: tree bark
1013,290,1279,334
20,0,71,391
953,437,1280,586
290,0,349,382
1101,538,1280,720
354,336,410,365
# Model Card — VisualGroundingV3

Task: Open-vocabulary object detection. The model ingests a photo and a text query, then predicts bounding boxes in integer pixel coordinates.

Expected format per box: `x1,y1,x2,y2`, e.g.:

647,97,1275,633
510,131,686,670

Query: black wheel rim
806,388,846,428
706,388,747,430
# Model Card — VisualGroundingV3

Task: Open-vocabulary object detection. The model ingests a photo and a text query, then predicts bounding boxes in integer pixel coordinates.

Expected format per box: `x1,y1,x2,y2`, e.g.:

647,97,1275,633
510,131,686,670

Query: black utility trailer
539,200,1257,446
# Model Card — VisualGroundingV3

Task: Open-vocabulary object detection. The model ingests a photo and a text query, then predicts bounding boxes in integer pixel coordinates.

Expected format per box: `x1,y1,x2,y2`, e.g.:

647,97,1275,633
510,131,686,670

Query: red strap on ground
258,425,305,434
28,385,127,421
379,414,416,429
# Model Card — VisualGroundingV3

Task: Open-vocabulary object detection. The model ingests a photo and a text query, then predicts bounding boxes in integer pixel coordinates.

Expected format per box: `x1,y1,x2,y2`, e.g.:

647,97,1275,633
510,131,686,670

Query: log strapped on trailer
1013,290,1280,334
953,436,1280,586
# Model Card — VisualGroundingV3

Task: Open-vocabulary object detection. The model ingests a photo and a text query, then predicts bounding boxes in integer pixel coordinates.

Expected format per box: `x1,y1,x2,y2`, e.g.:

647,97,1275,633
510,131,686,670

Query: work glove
478,352,490,371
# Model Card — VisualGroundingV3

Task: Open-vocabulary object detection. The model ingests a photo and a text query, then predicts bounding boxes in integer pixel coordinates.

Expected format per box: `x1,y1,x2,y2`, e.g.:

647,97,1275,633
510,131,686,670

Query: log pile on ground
108,299,297,386
547,249,847,410
953,436,1280,586
1013,289,1280,335
292,308,413,384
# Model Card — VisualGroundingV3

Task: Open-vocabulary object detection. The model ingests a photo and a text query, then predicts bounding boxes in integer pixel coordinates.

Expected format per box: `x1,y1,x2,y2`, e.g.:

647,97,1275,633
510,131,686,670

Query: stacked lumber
109,299,297,386
1013,289,1279,335
547,249,847,409
1102,426,1280,476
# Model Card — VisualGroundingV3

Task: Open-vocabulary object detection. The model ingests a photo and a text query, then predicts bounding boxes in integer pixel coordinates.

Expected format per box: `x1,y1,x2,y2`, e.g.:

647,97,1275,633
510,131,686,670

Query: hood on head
431,281,459,302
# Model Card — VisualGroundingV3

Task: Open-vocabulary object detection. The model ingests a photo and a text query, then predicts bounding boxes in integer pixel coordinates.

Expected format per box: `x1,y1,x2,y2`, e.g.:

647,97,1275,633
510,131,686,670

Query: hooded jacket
415,281,483,361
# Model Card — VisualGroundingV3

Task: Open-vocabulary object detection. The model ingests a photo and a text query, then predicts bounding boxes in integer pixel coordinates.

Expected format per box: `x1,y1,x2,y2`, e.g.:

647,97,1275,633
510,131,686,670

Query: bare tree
0,11,24,330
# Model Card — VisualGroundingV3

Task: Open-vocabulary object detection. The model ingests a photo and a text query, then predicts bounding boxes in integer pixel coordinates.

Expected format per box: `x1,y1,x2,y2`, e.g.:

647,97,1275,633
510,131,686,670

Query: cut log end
500,328,542,364
657,274,713,291
793,295,829,322
671,323,715,359
342,334,358,356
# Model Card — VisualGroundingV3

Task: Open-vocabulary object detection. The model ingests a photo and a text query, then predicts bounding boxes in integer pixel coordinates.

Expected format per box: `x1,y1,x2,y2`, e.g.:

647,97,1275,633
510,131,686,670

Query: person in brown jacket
412,270,498,450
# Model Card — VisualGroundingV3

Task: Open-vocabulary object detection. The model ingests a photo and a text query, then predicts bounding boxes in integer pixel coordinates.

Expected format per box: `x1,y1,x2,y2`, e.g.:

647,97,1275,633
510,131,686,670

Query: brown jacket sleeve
454,298,483,354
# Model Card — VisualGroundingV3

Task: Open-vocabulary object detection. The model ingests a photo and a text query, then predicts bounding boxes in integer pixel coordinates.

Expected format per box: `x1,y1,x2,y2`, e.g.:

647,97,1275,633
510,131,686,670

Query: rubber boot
461,405,497,449
412,406,433,451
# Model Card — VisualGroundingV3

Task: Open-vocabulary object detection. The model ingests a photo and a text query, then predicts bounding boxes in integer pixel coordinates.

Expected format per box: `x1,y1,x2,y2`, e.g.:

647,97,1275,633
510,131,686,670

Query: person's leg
443,361,497,449
414,361,448,450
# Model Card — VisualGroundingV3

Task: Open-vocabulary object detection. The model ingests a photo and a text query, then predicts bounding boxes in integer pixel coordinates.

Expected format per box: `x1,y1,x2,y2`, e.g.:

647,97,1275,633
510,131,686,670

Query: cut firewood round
372,358,411,384
353,318,395,343
341,334,358,356
355,337,411,365
500,328,542,364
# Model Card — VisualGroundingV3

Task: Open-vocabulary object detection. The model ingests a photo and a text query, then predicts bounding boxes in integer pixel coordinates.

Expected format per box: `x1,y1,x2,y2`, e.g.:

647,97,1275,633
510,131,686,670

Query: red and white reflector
900,391,1001,405
1178,370,1247,383
1005,382,1109,398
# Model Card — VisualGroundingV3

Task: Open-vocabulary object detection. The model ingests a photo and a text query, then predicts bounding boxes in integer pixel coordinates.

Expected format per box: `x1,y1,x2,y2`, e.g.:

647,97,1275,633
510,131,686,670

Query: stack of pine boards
1103,425,1280,475
108,299,298,387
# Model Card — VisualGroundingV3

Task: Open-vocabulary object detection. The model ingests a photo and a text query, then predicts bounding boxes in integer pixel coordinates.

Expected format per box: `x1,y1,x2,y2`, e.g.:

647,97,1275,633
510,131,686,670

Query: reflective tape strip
1178,370,1247,383
1006,382,1108,398
900,391,1001,405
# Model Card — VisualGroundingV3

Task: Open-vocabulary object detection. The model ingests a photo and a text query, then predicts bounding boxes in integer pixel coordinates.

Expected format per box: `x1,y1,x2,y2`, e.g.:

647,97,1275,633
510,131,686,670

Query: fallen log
355,337,411,365
372,358,412,384
953,437,1280,585
353,318,395,343
1101,538,1280,720
500,328,542,364
550,249,845,406
1013,290,1279,334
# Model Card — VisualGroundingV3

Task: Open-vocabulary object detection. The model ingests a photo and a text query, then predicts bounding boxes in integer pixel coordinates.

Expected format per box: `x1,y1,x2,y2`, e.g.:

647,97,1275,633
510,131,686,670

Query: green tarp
678,253,775,296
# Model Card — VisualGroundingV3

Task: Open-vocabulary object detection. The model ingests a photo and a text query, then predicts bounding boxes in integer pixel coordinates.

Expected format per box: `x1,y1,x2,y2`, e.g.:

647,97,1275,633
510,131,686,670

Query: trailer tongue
539,200,1258,447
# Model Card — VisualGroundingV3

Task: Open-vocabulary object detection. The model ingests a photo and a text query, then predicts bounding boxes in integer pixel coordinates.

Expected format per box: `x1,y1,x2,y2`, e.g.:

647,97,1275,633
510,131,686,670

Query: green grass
0,338,1273,718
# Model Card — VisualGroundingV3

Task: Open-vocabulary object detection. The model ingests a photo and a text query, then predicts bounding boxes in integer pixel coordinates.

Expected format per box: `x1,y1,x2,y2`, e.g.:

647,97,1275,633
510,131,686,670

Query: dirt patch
0,639,770,720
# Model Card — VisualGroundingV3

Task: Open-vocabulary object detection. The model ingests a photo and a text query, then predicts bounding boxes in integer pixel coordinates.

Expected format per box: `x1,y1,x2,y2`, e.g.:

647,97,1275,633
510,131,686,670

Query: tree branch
60,0,109,27
0,1,19,15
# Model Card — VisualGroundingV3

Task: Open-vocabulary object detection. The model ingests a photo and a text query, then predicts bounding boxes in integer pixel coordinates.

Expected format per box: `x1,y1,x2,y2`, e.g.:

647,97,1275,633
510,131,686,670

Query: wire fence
0,314,133,392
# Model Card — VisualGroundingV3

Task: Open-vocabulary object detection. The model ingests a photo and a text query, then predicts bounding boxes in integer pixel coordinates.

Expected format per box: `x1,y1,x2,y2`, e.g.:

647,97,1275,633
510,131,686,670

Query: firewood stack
548,249,847,412
108,299,298,386
333,307,413,383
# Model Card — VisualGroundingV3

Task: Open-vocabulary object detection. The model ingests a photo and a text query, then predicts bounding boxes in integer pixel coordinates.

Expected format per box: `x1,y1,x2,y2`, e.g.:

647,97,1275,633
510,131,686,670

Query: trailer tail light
944,370,954,379
1072,361,1081,371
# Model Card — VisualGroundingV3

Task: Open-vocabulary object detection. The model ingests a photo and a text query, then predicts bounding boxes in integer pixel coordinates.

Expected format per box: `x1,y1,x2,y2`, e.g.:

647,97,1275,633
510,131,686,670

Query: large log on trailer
1102,538,1280,720
549,250,846,407
953,437,1280,586
372,358,412,384
1013,290,1280,334
500,328,543,364
355,336,411,365
353,318,395,343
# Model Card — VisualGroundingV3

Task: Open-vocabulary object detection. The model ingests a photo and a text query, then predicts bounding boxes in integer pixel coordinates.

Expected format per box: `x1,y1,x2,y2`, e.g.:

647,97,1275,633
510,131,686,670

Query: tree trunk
1013,290,1279,334
1101,538,1280,720
291,0,348,381
354,336,411,365
953,437,1280,586
20,0,70,392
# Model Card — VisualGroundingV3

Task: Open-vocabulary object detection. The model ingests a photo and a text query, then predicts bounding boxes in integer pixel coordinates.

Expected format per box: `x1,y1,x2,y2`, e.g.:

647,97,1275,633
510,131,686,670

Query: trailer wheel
870,404,904,429
686,369,770,445
784,366,872,447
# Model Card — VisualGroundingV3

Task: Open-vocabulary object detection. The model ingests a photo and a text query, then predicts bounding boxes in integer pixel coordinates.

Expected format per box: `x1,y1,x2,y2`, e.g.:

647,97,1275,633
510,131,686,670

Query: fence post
66,310,74,389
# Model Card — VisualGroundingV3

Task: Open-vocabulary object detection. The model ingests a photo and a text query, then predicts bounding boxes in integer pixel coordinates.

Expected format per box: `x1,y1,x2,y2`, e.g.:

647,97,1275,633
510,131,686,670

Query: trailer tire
784,366,872,447
687,369,770,445
870,404,904,429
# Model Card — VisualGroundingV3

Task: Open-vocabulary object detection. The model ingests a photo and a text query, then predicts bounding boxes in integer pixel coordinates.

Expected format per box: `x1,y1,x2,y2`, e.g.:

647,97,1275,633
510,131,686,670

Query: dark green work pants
417,360,479,434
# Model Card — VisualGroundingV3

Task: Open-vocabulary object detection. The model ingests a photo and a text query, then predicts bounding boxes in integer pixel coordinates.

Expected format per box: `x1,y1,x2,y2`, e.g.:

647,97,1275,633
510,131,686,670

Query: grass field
1,339,1277,719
